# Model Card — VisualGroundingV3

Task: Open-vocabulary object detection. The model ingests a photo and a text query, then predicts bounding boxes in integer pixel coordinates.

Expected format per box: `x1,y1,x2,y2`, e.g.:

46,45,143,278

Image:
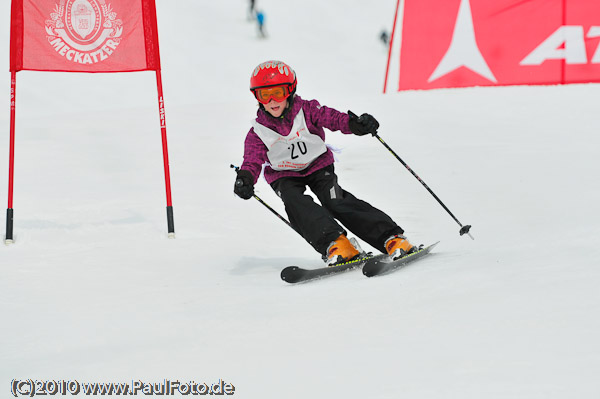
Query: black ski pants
270,165,404,256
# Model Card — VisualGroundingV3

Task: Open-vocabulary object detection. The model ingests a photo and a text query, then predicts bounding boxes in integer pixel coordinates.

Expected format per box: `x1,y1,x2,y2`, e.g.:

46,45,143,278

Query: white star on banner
428,0,497,83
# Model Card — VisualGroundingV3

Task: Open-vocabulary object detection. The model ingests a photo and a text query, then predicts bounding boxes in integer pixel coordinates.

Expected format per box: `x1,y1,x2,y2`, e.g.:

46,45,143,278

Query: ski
362,241,440,277
280,242,440,283
281,253,388,284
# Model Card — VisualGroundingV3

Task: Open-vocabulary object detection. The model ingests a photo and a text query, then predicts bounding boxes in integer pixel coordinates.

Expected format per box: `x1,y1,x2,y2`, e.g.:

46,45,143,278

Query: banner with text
384,0,600,91
10,0,161,72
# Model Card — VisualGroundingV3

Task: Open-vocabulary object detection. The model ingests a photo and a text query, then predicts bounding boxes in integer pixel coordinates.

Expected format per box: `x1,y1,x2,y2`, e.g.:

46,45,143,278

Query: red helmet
250,60,297,94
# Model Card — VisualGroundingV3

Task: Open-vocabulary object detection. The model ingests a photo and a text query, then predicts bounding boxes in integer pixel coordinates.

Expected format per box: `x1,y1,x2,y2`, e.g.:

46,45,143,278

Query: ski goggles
253,85,291,104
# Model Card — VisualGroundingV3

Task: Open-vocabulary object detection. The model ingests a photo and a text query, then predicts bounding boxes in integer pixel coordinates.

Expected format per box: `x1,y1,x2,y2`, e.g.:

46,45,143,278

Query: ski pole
230,164,300,235
366,128,473,240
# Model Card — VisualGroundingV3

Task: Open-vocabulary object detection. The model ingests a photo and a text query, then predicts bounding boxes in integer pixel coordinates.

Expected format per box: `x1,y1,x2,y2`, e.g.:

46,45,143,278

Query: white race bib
253,109,327,171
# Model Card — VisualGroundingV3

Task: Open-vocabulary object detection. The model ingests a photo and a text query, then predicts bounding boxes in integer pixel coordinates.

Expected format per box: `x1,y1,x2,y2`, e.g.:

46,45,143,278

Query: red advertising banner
10,0,161,73
384,0,600,91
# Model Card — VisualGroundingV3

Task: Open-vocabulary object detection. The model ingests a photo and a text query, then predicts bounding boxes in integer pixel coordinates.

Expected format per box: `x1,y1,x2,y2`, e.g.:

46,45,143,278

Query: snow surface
1,0,600,398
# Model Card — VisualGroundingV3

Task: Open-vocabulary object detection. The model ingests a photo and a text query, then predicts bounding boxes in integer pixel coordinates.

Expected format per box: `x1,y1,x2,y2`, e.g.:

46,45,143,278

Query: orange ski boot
385,234,415,260
326,234,360,266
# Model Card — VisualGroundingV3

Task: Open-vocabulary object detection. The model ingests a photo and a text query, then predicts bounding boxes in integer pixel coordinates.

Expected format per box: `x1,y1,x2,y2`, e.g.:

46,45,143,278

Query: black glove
234,169,255,200
348,110,379,136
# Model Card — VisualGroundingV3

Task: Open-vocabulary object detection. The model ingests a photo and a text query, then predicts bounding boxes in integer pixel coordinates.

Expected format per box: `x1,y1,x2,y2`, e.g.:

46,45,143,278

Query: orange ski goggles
253,85,291,104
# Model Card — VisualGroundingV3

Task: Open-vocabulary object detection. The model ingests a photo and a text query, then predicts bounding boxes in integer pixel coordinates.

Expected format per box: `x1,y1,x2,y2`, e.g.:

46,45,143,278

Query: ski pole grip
232,165,245,187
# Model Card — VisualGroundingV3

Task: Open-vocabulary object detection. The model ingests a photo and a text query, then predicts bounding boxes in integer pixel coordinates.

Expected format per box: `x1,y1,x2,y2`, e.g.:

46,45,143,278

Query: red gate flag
10,0,161,73
6,0,174,243
384,0,600,91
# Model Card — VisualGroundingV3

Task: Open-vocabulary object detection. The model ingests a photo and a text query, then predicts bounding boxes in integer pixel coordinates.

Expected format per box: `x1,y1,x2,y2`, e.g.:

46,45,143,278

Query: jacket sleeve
240,128,267,184
305,99,353,135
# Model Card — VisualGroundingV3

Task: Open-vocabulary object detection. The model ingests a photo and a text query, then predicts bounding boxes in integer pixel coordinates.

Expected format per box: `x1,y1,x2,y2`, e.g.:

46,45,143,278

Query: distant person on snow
380,30,389,47
234,60,415,265
247,0,256,20
256,10,266,38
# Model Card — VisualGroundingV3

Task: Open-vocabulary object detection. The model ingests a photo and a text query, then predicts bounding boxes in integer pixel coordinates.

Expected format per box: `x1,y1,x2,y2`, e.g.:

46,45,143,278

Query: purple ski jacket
241,95,353,184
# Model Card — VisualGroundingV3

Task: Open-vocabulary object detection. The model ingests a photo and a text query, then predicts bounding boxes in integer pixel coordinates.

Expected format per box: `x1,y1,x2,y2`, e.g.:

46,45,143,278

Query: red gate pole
155,70,175,238
383,0,401,93
6,71,16,244
561,0,567,84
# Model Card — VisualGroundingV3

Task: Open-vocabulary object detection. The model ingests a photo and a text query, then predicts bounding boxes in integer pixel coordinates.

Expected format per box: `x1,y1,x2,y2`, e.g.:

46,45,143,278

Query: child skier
234,60,414,265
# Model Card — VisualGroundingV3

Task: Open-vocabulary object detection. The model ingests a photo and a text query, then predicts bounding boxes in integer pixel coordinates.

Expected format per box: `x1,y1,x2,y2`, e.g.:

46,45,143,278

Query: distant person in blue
256,10,266,38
